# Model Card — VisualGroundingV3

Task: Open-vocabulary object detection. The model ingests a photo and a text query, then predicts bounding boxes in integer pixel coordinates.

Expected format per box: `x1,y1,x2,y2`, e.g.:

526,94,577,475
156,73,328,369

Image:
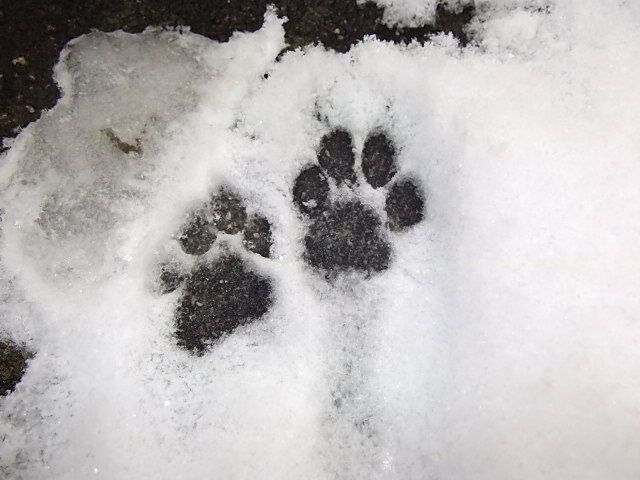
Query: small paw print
157,187,274,354
293,128,425,275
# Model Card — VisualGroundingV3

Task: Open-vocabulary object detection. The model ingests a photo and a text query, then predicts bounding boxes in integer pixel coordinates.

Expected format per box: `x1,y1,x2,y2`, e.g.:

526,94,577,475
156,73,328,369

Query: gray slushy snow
2,1,640,478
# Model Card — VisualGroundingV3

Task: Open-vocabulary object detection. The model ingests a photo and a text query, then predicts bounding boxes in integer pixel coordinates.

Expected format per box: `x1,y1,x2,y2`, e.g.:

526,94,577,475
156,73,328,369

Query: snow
358,0,471,28
360,0,551,29
2,1,640,479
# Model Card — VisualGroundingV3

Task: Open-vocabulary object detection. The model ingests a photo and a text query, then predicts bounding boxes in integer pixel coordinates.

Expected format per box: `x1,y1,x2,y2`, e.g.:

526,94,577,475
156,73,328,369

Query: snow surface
361,0,552,28
2,1,640,479
358,0,471,28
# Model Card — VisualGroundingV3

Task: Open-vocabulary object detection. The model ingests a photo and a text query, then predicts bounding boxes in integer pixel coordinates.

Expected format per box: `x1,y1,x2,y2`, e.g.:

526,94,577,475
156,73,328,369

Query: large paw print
293,129,424,275
157,187,274,354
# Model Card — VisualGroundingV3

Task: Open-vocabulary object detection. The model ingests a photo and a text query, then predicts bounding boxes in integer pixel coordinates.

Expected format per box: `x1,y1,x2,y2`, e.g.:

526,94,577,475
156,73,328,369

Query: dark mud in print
157,186,274,355
1,1,476,150
0,340,33,396
293,129,425,277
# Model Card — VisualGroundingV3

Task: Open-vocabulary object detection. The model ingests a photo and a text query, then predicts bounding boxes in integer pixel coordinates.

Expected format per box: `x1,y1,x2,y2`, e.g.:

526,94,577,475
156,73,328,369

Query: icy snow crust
2,1,640,478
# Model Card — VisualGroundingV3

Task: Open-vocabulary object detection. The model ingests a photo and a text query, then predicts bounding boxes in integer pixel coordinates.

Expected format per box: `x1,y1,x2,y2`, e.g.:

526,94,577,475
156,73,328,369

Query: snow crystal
2,1,640,479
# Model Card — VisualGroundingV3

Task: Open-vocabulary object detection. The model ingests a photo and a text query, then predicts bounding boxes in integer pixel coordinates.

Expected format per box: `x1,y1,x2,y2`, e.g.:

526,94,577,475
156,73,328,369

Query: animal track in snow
157,187,274,354
293,128,425,276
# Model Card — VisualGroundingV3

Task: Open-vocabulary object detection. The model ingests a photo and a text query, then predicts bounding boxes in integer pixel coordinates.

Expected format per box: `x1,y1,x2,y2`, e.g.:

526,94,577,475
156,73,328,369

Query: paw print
157,187,274,354
293,129,425,275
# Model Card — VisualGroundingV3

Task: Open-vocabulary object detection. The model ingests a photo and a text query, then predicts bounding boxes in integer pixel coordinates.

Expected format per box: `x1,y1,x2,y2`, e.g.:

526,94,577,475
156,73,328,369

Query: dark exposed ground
0,0,475,150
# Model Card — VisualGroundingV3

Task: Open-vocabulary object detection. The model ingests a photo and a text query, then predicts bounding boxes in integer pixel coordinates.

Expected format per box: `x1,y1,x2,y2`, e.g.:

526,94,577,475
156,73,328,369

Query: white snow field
1,1,640,478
